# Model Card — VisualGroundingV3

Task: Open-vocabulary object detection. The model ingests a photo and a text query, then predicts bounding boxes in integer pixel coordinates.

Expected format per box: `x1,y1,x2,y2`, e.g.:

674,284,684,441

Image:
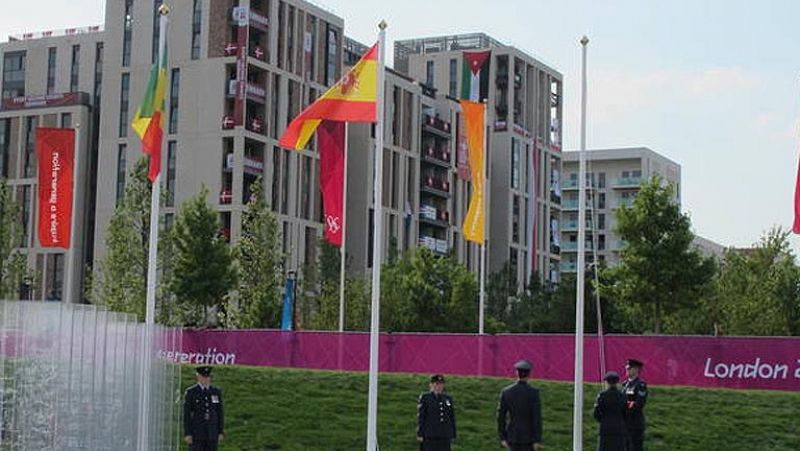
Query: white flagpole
478,101,488,334
573,35,589,451
366,21,387,451
137,5,168,450
338,124,349,332
64,122,81,303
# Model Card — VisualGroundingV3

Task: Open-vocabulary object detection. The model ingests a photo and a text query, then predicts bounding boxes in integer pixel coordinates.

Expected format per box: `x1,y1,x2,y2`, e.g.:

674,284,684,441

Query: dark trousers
420,439,451,451
598,434,626,451
509,444,534,451
190,440,218,451
627,429,644,451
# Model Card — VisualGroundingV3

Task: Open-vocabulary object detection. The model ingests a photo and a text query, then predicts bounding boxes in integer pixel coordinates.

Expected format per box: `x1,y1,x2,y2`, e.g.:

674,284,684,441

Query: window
169,68,180,134
24,117,37,178
287,6,295,72
152,0,163,63
512,195,520,243
0,119,8,177
70,45,80,92
307,16,317,81
271,146,281,212
511,138,520,189
598,172,606,188
598,192,606,209
448,58,457,97
116,144,127,205
325,25,338,86
598,234,606,251
598,213,605,230
632,169,642,178
191,0,202,59
20,186,31,247
122,0,134,67
47,48,57,94
426,60,434,86
61,113,72,128
621,170,629,178
271,74,281,138
281,149,290,214
166,141,177,206
93,43,104,107
119,73,130,137
2,51,26,98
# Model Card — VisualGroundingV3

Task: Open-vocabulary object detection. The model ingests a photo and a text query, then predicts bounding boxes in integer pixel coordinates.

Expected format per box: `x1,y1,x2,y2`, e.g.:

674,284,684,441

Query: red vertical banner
232,6,249,126
36,128,74,249
318,121,345,246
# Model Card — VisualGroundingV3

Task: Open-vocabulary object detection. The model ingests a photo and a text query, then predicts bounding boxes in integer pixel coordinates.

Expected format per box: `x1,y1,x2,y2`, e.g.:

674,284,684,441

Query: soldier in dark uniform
497,360,544,450
593,371,627,451
184,366,225,451
622,359,648,451
416,374,456,451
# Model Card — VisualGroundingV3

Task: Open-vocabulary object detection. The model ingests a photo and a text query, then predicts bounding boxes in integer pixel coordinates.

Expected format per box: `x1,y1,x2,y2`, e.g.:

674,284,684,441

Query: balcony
246,116,265,134
419,235,449,254
562,220,578,232
561,262,577,273
614,198,635,209
421,145,451,167
421,177,451,197
422,114,451,137
613,177,642,188
419,204,449,228
561,241,594,252
219,189,233,205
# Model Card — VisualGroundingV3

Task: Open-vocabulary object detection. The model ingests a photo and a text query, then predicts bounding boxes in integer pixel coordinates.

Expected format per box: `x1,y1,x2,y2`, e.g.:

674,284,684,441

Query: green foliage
380,248,477,332
0,178,27,299
603,177,716,334
713,227,800,336
222,179,283,329
169,186,236,325
89,158,172,320
178,365,800,451
300,239,371,331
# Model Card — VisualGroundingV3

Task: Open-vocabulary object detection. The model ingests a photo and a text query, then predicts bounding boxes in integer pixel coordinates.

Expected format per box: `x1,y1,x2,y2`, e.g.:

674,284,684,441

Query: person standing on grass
622,358,648,451
184,366,225,451
594,371,627,451
417,374,457,451
497,360,544,450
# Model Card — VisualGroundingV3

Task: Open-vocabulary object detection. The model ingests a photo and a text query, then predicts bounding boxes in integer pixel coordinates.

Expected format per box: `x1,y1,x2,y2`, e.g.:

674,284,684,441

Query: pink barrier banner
159,331,800,392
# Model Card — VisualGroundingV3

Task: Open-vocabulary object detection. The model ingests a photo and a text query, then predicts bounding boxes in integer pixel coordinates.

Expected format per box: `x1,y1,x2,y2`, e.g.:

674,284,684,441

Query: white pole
64,122,81,303
478,101,488,334
338,124,349,332
365,21,387,451
573,35,589,451
138,6,168,450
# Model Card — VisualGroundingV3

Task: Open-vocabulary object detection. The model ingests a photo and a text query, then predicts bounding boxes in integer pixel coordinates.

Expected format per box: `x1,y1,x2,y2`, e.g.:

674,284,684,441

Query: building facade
559,147,681,271
0,27,105,302
395,33,564,286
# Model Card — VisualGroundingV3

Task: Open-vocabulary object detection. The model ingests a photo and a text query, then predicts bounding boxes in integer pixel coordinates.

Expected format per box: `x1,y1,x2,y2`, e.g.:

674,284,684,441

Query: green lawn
179,365,800,451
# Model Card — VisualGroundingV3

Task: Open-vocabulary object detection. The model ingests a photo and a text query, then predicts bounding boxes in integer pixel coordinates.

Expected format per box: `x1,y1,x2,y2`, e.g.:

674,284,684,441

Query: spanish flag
279,43,378,150
131,47,168,182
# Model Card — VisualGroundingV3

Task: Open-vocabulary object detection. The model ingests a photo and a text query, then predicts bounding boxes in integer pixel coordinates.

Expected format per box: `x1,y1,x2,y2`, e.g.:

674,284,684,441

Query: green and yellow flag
131,47,167,182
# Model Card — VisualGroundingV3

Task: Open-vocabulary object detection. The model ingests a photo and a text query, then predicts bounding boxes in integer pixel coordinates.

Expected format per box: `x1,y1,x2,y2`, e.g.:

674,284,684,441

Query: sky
2,0,799,251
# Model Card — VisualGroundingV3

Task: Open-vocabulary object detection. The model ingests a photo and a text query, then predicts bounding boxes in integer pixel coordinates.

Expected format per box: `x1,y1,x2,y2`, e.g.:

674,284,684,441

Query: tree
603,177,716,334
89,158,172,320
169,186,237,326
380,248,478,332
0,178,27,299
222,179,283,329
713,227,800,336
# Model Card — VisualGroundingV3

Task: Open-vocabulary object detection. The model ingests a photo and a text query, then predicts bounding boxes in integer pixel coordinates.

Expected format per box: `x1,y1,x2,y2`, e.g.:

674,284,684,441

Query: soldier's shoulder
211,385,223,394
418,392,431,401
185,384,199,394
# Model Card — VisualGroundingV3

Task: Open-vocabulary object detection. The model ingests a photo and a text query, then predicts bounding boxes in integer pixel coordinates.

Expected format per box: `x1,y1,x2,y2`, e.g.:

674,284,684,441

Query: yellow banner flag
461,100,485,243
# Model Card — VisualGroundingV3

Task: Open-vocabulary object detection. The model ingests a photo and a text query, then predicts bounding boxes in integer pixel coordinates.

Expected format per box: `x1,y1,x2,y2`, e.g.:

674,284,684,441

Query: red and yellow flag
279,43,378,150
131,48,167,182
461,100,485,244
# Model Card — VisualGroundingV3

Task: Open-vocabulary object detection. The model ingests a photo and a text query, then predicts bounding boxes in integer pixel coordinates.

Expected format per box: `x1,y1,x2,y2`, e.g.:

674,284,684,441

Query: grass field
179,365,800,451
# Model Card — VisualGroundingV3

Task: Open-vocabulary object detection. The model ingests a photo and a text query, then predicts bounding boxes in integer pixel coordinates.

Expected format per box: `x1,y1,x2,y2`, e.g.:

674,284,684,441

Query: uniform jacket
184,384,225,441
417,392,456,440
497,381,543,444
593,386,627,436
621,377,647,431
